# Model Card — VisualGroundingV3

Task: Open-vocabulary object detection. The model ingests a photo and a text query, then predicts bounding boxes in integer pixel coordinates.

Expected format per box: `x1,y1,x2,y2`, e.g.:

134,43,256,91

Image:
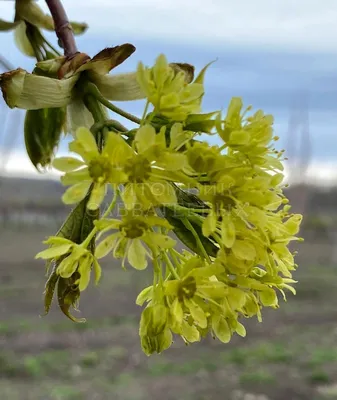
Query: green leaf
163,206,218,258
24,106,66,169
57,274,86,323
185,111,220,133
162,184,218,258
42,264,59,316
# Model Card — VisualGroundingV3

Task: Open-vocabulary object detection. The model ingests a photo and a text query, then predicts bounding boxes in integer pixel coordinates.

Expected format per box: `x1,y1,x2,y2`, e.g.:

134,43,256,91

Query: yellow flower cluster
33,54,302,355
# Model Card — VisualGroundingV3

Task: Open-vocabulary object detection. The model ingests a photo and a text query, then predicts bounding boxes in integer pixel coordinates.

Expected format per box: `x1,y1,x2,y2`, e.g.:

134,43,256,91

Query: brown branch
45,0,78,58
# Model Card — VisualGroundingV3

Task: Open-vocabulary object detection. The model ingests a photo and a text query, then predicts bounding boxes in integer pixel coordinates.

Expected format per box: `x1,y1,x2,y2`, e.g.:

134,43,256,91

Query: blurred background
1,1,337,399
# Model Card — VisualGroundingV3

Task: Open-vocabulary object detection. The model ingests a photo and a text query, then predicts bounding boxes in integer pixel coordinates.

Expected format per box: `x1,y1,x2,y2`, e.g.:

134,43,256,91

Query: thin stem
87,83,141,125
90,120,128,136
162,251,180,280
183,218,211,263
45,0,78,57
84,95,106,123
43,36,62,56
81,187,119,249
140,100,150,125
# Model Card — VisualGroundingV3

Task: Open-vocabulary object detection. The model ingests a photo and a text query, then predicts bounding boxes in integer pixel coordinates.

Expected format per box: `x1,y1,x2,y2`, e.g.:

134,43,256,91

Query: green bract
0,0,87,59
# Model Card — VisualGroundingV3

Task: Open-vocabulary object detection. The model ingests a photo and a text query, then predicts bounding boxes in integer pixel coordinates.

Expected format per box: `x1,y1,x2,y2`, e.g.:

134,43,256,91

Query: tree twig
45,0,78,58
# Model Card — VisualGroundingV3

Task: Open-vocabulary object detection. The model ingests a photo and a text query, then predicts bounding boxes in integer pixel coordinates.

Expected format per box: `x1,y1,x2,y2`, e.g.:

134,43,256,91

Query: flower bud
141,329,173,356
139,304,168,336
24,106,66,169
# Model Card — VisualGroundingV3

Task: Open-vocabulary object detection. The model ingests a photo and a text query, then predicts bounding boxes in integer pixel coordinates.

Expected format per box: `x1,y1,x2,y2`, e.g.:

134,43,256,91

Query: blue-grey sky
1,0,337,180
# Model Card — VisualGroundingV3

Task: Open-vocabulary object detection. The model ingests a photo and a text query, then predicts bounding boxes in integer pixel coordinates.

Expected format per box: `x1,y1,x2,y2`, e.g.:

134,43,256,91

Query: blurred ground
1,180,337,400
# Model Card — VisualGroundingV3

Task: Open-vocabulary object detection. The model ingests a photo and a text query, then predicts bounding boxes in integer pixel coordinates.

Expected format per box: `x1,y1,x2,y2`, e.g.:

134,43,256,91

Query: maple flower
105,124,191,210
95,211,176,270
35,236,101,292
137,54,206,121
52,127,124,210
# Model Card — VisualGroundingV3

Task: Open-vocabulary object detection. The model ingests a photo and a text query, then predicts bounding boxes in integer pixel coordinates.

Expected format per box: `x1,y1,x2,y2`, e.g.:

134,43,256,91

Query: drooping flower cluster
0,49,302,355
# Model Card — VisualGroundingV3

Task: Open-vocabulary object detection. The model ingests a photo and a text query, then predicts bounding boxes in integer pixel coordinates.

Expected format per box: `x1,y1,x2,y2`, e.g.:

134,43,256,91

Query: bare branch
45,0,78,58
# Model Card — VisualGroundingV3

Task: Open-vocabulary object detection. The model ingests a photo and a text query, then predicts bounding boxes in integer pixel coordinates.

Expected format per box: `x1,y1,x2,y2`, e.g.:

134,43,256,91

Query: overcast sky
2,0,337,52
1,0,337,181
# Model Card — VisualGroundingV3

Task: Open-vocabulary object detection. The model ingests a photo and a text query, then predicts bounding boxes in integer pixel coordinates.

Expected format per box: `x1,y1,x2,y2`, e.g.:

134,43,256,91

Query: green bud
139,304,168,336
185,111,219,133
141,329,173,356
212,314,231,343
24,106,66,169
259,288,278,307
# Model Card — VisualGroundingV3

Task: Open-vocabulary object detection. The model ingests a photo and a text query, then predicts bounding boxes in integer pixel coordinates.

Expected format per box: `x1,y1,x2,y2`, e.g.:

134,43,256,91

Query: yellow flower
53,127,125,210
158,258,226,342
216,98,284,172
106,124,190,209
95,211,176,270
35,236,101,292
137,54,205,121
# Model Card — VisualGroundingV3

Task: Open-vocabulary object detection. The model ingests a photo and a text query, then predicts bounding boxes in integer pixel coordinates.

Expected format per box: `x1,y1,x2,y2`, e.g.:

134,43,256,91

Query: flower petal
66,98,99,136
143,232,176,249
35,244,72,260
184,298,207,329
93,258,102,285
135,125,156,154
128,239,148,270
53,157,84,172
160,153,187,171
147,181,177,206
75,127,99,153
89,71,146,101
0,68,77,110
62,181,91,205
103,132,134,161
78,256,92,291
95,232,119,259
181,320,200,343
121,184,138,210
231,240,256,261
136,286,153,306
212,315,231,343
88,184,107,210
60,168,91,186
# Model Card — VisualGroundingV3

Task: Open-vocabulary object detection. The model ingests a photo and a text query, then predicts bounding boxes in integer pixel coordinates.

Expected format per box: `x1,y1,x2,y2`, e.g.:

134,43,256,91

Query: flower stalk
45,0,78,57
